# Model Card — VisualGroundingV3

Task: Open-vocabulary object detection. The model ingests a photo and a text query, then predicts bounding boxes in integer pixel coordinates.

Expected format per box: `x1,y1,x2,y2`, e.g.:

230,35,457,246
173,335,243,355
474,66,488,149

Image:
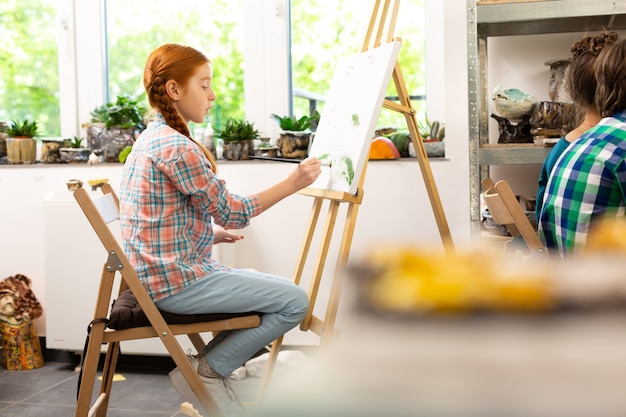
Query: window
104,0,245,130
289,0,426,128
0,0,60,136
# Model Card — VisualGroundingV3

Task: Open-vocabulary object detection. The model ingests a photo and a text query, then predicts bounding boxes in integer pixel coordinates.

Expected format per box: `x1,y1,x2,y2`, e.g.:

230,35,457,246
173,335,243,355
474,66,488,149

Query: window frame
57,0,431,140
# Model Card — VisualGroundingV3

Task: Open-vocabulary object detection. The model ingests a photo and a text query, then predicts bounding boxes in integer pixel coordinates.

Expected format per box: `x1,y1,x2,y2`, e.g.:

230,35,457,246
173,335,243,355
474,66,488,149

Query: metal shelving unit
467,0,626,236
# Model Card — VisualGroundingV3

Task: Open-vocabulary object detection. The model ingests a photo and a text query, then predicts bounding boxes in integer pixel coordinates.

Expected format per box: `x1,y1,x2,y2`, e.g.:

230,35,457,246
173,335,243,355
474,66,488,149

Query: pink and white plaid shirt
119,114,262,301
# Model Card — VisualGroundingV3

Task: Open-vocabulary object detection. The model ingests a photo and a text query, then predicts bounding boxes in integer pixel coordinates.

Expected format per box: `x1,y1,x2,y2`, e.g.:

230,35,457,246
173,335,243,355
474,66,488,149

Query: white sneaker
169,357,244,417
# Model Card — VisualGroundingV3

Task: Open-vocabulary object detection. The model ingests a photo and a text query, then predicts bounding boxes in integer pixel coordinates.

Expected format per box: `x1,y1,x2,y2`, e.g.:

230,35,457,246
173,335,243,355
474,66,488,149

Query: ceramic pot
41,140,64,163
6,137,36,164
86,123,136,163
60,148,91,163
0,135,6,158
222,140,253,160
276,131,310,159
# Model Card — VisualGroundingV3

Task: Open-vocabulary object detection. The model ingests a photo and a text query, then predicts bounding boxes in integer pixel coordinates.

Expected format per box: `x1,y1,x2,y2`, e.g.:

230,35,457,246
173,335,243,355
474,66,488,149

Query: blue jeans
155,268,309,377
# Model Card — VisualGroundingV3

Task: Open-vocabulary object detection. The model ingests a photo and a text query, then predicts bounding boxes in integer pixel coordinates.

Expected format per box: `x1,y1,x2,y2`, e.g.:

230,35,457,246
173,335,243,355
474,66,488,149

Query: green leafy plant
119,145,133,163
64,136,84,148
216,118,260,143
3,119,39,138
271,111,320,132
418,115,445,141
90,94,147,130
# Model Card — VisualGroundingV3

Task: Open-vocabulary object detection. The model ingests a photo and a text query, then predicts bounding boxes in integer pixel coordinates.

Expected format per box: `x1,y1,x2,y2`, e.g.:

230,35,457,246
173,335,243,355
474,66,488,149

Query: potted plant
59,136,90,163
2,119,39,164
254,136,279,158
271,111,320,159
0,122,7,159
414,116,445,158
216,118,259,160
40,136,66,163
85,94,147,162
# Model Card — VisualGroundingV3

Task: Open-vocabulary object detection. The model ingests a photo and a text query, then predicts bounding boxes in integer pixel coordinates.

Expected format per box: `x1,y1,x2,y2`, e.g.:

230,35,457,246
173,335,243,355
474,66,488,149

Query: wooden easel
258,0,453,395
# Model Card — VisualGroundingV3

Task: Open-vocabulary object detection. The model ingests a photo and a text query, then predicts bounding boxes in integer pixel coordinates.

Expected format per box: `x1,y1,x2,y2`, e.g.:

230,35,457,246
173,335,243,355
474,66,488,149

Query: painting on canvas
308,40,402,195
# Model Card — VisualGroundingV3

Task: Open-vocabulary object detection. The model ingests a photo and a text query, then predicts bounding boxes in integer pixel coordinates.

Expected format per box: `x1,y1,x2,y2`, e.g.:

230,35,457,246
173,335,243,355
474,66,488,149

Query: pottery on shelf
60,148,91,163
491,85,538,120
254,137,279,158
276,131,310,159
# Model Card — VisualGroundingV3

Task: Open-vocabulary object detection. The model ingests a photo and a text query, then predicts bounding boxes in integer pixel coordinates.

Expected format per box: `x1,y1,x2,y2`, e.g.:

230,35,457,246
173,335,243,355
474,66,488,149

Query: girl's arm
256,157,322,212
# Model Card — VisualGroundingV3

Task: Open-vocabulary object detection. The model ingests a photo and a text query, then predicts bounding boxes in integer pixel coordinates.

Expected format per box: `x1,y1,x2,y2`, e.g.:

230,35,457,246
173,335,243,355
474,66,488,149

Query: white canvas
308,40,402,194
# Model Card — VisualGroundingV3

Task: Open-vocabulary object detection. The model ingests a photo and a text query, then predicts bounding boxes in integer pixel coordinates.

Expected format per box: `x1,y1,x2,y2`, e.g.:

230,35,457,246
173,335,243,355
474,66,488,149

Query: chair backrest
74,183,121,252
73,184,170,312
481,178,546,255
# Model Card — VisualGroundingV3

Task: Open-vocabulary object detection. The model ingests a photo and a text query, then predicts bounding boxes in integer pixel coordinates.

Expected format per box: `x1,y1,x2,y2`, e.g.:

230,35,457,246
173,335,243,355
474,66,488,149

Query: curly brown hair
595,38,626,117
567,31,619,109
143,43,217,169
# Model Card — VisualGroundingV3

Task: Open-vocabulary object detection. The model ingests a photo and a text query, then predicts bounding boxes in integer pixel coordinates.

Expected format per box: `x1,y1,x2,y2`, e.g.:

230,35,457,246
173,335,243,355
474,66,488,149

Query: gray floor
0,353,262,417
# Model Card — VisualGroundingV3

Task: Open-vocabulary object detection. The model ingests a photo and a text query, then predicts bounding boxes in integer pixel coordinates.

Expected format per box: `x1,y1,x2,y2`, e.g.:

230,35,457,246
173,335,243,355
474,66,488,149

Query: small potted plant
2,119,39,164
414,116,445,158
216,118,260,160
40,136,67,163
85,94,147,162
0,121,7,159
60,136,90,163
254,136,279,158
271,111,320,159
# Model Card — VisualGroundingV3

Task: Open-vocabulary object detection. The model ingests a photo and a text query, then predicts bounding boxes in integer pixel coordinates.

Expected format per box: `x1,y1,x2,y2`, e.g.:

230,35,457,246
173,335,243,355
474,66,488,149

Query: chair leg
187,333,206,354
94,341,120,417
75,323,106,417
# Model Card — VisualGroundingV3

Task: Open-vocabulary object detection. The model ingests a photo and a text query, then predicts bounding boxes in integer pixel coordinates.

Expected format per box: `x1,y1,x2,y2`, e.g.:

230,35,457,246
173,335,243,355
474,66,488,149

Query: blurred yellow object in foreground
586,217,626,254
361,246,552,315
87,178,109,187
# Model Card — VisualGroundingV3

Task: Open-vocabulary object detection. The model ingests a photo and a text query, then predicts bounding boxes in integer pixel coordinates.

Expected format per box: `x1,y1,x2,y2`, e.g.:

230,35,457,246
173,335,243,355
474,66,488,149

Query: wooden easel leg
389,61,455,253
257,197,325,398
301,200,340,331
257,335,283,400
292,197,324,286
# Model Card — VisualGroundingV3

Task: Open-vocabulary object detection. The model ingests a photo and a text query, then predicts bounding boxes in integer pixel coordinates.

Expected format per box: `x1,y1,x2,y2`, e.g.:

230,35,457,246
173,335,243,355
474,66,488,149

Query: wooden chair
481,178,547,257
73,184,261,417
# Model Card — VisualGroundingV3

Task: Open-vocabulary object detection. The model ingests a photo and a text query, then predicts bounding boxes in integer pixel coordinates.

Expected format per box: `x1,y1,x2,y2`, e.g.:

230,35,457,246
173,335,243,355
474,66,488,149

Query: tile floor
0,349,263,417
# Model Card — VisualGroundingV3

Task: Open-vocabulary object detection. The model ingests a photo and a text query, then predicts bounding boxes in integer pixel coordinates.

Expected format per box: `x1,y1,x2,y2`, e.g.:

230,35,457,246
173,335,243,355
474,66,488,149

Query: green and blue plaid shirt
538,110,626,256
119,114,262,301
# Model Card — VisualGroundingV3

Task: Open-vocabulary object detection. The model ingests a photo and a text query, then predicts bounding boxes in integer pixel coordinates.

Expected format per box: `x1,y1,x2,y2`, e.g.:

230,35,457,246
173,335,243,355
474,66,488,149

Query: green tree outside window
104,0,245,132
290,0,425,128
0,0,59,136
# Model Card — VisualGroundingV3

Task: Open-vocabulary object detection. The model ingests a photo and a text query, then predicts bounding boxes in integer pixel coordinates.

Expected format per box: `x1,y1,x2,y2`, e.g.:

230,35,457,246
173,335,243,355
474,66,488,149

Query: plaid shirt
119,114,262,301
538,110,626,256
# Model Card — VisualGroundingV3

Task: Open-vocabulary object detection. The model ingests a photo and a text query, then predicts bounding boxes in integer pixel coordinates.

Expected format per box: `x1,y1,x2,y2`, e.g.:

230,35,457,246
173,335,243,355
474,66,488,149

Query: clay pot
6,137,36,164
222,140,253,160
276,131,310,159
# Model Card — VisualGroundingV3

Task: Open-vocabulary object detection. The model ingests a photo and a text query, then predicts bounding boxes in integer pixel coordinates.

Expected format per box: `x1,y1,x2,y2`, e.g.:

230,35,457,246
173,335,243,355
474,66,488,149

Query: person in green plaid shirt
538,39,626,257
535,32,618,225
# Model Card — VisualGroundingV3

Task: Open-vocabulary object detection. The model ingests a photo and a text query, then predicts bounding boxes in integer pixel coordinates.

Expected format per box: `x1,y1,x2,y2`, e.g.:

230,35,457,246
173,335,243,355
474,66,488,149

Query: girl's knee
286,286,310,321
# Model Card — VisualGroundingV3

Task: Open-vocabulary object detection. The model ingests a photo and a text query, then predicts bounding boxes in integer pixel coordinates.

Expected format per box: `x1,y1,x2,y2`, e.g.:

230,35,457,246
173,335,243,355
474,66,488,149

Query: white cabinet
43,190,204,354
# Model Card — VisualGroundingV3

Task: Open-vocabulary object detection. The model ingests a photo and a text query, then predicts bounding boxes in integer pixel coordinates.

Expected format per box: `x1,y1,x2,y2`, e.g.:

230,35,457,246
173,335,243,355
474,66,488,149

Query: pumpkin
369,136,401,160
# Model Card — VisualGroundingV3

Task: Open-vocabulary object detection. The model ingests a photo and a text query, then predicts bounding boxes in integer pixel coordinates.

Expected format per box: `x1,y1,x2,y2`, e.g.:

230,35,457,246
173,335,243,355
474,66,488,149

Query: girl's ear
165,80,180,101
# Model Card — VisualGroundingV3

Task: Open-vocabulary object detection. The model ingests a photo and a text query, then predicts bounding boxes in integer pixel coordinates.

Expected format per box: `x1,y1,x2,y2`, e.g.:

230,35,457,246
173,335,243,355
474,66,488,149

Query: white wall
0,157,467,346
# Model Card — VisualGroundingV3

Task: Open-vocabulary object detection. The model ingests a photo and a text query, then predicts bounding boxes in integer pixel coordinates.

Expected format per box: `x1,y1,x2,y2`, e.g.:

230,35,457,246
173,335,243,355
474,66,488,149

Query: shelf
477,0,626,36
479,144,552,165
